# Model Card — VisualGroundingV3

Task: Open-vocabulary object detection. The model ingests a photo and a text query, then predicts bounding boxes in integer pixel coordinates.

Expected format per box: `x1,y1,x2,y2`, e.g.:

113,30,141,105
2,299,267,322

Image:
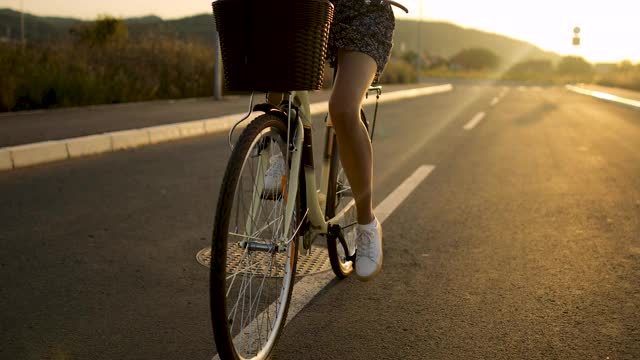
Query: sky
2,0,639,63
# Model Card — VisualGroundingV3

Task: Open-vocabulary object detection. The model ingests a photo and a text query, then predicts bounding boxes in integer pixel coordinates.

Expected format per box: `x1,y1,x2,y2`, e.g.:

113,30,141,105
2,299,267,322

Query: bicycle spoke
211,116,299,359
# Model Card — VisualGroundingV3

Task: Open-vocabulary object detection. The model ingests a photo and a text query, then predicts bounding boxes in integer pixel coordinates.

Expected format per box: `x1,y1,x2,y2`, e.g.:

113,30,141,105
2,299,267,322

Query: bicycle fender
252,103,289,123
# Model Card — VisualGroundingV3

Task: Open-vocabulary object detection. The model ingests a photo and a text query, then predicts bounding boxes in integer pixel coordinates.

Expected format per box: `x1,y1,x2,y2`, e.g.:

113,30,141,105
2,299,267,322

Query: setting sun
397,0,640,63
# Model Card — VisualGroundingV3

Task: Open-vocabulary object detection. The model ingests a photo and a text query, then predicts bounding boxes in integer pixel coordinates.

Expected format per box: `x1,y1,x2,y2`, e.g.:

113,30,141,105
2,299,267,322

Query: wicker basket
212,0,334,92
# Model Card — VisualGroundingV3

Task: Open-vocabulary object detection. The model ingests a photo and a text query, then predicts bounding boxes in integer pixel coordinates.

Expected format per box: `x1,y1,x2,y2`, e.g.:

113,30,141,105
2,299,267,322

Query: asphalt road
1,83,638,359
0,83,424,148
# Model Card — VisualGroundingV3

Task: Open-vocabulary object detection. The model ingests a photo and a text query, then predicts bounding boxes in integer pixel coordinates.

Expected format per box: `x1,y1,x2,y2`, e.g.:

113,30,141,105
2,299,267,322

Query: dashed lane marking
464,112,486,130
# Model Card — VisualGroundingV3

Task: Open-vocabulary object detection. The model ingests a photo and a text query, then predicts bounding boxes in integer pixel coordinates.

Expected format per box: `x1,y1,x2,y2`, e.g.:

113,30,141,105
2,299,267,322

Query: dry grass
594,63,640,91
0,37,214,111
420,60,640,92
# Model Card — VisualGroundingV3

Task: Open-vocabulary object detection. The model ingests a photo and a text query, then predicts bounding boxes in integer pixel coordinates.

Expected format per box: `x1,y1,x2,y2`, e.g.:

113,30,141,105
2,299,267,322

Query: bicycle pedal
298,246,311,256
298,228,318,256
302,231,312,250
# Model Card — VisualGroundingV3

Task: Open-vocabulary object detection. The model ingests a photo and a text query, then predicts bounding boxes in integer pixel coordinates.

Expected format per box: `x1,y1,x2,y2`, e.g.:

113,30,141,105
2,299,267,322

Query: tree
505,59,554,81
400,50,419,66
556,56,593,76
618,60,634,71
508,59,553,74
71,15,128,47
449,48,500,70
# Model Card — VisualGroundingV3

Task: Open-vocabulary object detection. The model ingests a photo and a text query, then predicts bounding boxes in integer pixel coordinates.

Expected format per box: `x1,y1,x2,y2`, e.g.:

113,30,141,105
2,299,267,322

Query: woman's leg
328,49,377,225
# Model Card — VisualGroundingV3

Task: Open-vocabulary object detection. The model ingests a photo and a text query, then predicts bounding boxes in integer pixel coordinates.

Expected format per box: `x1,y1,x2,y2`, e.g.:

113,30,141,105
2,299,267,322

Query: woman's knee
328,96,360,126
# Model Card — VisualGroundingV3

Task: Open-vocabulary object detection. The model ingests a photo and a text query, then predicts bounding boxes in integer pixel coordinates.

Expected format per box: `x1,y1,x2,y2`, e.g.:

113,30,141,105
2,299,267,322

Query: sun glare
397,0,640,63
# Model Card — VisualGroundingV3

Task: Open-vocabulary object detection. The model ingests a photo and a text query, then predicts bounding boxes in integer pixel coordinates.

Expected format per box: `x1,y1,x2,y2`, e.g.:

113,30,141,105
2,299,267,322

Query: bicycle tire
210,114,302,360
325,109,368,278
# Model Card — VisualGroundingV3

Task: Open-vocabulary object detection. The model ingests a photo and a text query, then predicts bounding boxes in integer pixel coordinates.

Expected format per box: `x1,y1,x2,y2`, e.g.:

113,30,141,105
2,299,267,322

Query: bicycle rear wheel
210,114,301,360
325,110,367,278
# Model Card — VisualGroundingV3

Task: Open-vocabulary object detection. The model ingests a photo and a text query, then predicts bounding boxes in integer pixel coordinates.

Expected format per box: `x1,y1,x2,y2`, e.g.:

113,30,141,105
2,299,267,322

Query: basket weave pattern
213,0,334,92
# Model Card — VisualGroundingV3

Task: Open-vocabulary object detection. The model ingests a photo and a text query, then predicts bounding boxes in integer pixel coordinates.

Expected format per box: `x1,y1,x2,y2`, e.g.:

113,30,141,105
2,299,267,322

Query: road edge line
1,85,452,171
566,85,640,109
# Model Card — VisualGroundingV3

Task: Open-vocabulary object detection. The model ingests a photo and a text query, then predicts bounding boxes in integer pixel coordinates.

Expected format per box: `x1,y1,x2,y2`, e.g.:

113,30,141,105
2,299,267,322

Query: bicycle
209,0,408,359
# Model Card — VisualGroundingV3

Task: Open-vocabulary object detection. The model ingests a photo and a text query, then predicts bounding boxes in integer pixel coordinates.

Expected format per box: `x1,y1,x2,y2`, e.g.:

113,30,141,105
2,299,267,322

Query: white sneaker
355,217,383,281
263,153,286,198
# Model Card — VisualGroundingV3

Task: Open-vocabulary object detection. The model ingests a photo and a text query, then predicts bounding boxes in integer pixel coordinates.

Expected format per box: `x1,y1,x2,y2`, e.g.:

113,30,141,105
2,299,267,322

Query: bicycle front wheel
210,114,301,360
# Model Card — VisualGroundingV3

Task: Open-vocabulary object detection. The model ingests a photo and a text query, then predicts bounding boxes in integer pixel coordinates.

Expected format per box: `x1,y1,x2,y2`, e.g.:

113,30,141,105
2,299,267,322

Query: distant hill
0,8,560,66
0,9,216,44
395,20,561,68
0,9,81,42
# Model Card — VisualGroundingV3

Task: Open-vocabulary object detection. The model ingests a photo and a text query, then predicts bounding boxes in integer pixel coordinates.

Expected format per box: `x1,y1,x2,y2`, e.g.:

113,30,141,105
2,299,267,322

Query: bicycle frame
229,86,381,250
280,86,382,245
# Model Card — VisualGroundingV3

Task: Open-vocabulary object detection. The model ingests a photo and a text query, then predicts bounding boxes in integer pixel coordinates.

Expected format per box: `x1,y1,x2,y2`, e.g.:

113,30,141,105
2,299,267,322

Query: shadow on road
514,102,558,126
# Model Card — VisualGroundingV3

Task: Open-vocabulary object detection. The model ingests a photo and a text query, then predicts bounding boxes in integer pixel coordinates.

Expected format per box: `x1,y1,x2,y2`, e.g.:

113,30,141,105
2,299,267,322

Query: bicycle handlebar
364,0,409,13
384,0,409,13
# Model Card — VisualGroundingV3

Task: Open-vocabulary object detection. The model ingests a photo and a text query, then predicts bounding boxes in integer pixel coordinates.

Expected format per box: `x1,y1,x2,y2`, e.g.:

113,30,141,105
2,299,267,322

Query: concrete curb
10,141,69,168
0,148,14,170
66,134,112,157
566,85,640,109
0,84,453,171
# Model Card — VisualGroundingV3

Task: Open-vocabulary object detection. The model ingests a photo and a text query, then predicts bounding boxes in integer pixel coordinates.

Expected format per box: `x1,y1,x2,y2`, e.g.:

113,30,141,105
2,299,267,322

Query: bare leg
328,50,377,225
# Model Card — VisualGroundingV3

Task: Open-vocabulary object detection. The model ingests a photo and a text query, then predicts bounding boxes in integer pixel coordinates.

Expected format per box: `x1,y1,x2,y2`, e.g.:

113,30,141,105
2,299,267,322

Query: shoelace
356,228,375,260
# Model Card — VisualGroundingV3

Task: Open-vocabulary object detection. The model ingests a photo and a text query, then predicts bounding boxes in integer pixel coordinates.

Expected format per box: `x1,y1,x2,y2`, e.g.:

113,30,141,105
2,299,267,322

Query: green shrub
449,48,500,70
595,61,640,91
379,61,417,84
70,16,129,47
504,59,555,82
0,35,215,111
556,56,594,83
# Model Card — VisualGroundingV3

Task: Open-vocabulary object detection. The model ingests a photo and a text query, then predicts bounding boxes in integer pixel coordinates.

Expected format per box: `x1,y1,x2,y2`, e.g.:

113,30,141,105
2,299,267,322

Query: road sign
572,26,581,46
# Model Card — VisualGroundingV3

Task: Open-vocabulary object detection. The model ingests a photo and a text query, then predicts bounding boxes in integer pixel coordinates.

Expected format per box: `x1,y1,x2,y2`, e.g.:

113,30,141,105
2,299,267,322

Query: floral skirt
327,0,396,83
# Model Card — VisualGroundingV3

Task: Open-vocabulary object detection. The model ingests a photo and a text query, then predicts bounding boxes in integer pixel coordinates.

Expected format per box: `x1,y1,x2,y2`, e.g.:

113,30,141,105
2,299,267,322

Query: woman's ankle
357,212,375,225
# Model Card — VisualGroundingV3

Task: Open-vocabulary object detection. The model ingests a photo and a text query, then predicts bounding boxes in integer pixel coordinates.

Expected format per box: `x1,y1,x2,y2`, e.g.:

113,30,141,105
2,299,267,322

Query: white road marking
310,85,453,118
490,97,500,106
212,165,436,359
463,112,486,130
375,165,436,223
288,165,436,321
363,84,453,106
565,85,640,109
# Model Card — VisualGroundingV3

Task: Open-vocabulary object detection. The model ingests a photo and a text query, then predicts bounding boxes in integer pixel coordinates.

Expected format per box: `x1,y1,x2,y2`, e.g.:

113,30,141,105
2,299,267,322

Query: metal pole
416,0,423,81
20,0,25,50
213,29,223,100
